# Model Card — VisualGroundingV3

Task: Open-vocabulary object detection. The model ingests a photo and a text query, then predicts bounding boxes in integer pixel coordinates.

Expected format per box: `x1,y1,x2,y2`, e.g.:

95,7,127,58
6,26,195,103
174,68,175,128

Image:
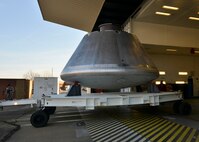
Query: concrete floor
0,98,199,142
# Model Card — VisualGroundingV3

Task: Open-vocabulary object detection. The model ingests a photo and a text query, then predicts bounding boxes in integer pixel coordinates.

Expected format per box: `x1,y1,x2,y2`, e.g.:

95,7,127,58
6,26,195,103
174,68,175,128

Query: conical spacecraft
61,24,159,89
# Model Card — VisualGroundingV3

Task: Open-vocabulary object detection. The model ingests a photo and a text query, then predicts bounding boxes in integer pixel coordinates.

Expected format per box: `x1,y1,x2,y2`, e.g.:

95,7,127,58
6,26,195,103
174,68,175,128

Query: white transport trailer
0,77,191,128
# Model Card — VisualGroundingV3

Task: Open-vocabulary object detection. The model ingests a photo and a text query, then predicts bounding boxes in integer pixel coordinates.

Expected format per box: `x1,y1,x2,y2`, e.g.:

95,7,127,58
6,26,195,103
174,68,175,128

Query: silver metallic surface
61,24,159,89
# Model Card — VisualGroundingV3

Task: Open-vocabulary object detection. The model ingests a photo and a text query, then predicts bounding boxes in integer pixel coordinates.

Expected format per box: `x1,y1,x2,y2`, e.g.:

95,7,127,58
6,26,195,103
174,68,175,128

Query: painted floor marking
94,108,199,142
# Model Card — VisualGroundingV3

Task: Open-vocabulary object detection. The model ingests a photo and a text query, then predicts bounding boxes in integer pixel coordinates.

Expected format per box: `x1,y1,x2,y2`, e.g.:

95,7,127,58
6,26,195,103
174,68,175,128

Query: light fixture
198,12,199,14
189,17,199,21
166,49,177,52
159,71,166,75
155,81,166,85
175,81,186,84
155,81,160,85
162,5,179,10
179,72,188,75
155,12,171,16
194,50,199,53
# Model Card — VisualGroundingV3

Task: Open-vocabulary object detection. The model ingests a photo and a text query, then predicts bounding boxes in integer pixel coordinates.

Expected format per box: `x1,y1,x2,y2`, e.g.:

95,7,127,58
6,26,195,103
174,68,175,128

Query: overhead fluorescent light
175,81,186,84
155,12,171,16
189,17,199,21
166,49,177,52
162,5,179,10
155,81,166,85
155,81,160,85
179,72,188,75
159,71,166,75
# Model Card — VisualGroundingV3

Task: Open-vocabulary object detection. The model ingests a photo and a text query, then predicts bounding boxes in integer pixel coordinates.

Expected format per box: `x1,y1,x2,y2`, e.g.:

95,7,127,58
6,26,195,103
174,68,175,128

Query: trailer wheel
30,110,49,128
44,107,56,115
173,101,182,113
179,102,192,115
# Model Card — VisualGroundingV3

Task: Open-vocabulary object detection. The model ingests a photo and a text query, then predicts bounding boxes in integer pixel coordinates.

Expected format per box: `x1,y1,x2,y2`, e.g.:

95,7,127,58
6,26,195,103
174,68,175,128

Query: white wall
149,53,199,96
131,22,199,48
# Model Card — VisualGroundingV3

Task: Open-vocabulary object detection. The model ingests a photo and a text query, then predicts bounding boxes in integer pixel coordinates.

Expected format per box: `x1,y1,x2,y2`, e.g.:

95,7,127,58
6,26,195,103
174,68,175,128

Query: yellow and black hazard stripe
86,119,148,142
83,108,199,142
118,116,199,142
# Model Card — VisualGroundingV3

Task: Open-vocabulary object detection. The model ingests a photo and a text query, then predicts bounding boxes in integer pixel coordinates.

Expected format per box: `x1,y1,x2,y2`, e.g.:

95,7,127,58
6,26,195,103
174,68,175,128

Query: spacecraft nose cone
61,24,159,89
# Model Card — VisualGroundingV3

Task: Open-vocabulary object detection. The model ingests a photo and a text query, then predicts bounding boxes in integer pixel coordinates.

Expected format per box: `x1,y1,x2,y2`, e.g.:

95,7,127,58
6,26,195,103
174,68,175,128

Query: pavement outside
0,122,20,142
0,105,34,142
0,105,92,142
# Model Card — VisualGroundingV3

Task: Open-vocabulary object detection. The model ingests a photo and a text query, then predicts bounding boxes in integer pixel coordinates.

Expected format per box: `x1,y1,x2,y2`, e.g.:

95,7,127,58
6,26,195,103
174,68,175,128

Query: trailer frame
40,91,182,110
1,91,192,128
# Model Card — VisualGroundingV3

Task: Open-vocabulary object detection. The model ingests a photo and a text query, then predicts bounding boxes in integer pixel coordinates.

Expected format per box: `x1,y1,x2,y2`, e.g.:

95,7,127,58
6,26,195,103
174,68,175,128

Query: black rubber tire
179,102,192,115
44,107,56,115
30,110,49,128
173,101,182,114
